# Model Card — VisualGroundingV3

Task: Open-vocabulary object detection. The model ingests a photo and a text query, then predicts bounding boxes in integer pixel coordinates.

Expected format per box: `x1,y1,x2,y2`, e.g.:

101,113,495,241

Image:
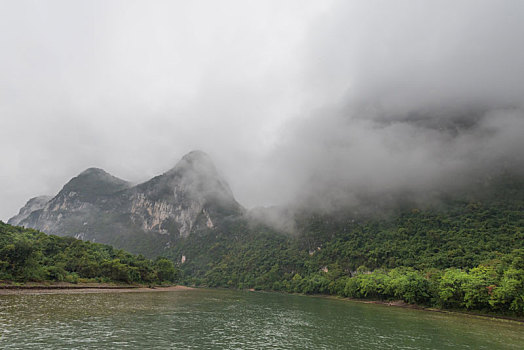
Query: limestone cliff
8,195,52,226
9,151,244,253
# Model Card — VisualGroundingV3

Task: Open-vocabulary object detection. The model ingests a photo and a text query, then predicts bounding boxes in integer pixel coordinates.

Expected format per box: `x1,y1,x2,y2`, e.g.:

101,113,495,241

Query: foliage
0,221,179,284
167,178,523,316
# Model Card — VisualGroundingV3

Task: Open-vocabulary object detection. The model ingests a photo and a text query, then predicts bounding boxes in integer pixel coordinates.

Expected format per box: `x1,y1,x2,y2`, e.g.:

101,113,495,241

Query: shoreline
315,294,524,324
2,283,522,324
0,282,193,295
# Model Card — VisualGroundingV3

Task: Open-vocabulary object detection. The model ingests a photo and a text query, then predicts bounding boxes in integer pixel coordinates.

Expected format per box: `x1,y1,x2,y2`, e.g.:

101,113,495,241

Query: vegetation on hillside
168,178,524,316
0,221,178,284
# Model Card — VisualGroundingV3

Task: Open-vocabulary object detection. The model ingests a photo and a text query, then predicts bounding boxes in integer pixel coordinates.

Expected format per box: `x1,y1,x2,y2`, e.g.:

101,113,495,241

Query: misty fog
1,0,523,220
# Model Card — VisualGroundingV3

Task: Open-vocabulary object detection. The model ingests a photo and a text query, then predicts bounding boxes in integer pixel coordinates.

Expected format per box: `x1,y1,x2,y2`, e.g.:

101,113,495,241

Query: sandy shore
0,284,193,295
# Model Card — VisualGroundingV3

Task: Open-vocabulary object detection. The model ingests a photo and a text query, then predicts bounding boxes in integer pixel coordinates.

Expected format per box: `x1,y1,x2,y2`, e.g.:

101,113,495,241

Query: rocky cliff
8,151,244,254
8,195,52,226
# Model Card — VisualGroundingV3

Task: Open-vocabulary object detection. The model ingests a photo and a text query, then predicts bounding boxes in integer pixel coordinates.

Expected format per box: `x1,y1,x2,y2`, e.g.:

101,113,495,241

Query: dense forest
0,221,178,284
167,177,524,316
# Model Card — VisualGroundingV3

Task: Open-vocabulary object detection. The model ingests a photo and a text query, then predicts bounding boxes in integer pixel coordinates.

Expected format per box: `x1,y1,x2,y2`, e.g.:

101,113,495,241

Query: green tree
155,258,178,282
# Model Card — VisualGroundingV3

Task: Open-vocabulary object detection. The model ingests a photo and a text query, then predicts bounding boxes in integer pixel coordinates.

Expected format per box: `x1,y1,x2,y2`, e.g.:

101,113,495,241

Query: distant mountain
9,151,244,255
9,195,52,226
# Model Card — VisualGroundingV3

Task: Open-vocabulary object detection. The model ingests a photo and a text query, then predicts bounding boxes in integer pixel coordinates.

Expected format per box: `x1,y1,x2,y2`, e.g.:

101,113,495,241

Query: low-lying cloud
1,1,523,220
240,0,524,213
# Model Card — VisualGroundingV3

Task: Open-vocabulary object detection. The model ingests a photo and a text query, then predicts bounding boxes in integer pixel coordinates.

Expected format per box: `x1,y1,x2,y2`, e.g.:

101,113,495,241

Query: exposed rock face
126,150,241,237
8,195,52,226
9,151,244,253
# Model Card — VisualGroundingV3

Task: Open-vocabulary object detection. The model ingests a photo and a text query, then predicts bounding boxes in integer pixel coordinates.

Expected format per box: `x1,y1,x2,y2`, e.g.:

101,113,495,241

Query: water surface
0,289,522,349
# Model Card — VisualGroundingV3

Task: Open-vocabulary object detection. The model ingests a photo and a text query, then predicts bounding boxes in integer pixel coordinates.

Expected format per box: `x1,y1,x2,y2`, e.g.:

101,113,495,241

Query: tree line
0,221,178,284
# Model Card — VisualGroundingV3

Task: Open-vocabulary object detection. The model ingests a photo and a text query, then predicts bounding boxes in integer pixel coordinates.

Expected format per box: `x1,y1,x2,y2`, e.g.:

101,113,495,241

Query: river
0,289,522,349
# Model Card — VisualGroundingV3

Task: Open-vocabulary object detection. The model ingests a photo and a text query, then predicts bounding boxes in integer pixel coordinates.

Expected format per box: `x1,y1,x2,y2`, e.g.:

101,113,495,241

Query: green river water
0,289,522,349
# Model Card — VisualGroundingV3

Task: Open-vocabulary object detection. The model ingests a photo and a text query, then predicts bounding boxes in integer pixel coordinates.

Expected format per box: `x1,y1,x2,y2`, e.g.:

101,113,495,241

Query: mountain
7,153,524,315
9,195,52,226
9,151,244,255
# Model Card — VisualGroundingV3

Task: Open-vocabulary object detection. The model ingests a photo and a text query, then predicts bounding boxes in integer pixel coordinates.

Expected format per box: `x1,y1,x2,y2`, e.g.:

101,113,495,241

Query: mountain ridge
8,151,243,255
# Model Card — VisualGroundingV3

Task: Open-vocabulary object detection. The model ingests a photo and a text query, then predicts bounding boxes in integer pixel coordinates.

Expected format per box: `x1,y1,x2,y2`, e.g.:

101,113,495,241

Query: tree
156,258,178,282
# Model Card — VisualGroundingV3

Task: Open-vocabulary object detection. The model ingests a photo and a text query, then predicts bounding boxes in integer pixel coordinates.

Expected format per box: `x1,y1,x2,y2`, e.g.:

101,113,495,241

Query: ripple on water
0,290,522,350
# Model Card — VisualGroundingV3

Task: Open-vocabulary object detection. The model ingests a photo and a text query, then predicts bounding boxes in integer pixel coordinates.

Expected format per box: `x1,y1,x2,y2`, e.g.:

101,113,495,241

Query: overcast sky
1,0,523,220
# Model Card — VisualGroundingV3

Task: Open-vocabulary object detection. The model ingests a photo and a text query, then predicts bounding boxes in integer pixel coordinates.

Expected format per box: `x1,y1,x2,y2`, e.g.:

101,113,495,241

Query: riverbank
316,294,524,324
0,282,193,295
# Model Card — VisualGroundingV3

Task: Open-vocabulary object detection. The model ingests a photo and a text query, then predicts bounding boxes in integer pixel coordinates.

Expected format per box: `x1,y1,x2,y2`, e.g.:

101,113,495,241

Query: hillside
165,175,524,315
0,221,178,284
